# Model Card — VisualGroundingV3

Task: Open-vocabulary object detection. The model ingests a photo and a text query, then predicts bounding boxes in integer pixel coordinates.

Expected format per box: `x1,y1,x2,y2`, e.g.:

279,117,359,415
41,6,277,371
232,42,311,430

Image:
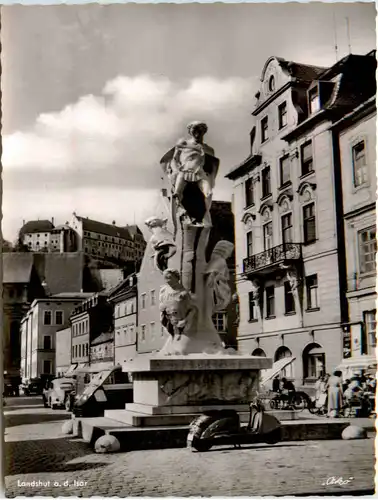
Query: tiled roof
277,58,327,82
91,331,114,346
76,216,132,240
107,273,137,298
51,292,94,299
20,220,54,235
2,253,34,283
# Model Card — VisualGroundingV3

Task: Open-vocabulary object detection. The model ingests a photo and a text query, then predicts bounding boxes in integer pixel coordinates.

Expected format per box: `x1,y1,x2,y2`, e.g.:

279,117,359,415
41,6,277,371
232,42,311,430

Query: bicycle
269,392,306,412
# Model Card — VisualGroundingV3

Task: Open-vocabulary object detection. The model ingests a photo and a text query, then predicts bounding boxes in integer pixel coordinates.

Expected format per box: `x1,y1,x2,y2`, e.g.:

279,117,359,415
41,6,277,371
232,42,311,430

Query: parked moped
187,397,282,452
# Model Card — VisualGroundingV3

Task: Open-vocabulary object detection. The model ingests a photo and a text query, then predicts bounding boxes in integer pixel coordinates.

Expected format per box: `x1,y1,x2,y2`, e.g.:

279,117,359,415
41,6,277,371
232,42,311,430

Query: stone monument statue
160,121,219,227
154,122,234,355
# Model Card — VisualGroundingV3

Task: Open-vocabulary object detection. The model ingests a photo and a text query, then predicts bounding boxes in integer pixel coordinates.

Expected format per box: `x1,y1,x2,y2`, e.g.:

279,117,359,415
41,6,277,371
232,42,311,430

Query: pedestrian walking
327,370,343,417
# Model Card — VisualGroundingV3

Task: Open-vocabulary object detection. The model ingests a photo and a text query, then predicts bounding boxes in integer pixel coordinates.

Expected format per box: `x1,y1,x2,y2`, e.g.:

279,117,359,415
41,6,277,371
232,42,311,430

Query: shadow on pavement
5,437,100,476
4,413,69,428
205,442,307,452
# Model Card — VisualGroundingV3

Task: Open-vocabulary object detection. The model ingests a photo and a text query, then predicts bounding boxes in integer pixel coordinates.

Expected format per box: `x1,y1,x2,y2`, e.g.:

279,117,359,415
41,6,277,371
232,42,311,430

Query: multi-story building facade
90,332,114,372
127,226,147,264
70,292,114,370
19,219,55,252
226,52,376,387
49,224,78,252
55,326,71,377
20,293,91,382
108,274,138,365
70,213,146,268
137,197,237,354
332,97,376,375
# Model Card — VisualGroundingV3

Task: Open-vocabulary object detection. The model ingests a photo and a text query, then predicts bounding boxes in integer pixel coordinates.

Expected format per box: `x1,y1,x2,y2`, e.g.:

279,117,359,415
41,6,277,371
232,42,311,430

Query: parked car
72,366,133,417
21,378,44,396
43,378,76,409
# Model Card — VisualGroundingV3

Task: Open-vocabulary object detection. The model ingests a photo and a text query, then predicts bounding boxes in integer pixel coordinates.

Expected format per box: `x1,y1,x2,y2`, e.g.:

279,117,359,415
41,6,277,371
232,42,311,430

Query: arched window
274,346,292,361
303,343,325,380
252,348,266,357
274,346,294,379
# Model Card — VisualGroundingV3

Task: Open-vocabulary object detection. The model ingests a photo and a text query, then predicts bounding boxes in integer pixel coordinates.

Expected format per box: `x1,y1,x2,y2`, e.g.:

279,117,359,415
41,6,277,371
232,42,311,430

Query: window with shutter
359,227,377,274
303,203,316,244
245,177,254,207
279,155,290,186
301,141,314,175
353,141,368,187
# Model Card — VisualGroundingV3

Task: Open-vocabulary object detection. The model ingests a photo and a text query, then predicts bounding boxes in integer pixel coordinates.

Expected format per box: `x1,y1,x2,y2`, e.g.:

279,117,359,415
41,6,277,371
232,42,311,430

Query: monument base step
74,416,375,449
125,402,248,415
104,408,300,427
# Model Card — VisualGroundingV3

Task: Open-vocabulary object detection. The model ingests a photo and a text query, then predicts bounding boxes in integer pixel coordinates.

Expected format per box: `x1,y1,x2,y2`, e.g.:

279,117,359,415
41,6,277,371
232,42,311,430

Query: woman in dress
327,370,343,417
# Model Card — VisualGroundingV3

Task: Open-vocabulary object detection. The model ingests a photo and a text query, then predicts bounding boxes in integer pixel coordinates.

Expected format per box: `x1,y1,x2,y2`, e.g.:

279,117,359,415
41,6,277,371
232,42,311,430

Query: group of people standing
271,369,376,418
315,370,376,417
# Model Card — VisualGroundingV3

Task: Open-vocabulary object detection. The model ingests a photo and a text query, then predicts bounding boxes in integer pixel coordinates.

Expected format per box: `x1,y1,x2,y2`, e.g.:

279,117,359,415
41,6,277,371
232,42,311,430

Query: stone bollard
341,425,367,440
62,420,74,435
94,435,121,453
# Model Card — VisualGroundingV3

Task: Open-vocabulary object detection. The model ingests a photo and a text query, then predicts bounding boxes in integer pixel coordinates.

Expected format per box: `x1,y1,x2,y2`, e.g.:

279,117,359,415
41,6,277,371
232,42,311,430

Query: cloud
3,74,257,239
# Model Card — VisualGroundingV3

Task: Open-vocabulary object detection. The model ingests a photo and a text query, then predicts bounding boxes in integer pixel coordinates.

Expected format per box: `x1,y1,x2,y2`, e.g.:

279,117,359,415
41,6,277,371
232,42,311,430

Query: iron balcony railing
243,243,302,274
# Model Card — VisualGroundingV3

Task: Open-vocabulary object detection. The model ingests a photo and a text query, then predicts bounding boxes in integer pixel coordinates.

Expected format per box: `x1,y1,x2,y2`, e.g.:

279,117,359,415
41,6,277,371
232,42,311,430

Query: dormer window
309,86,320,115
268,75,275,92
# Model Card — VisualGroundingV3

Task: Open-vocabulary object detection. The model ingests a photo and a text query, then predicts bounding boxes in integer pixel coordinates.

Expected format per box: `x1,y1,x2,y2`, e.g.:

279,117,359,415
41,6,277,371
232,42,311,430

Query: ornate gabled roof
260,56,327,84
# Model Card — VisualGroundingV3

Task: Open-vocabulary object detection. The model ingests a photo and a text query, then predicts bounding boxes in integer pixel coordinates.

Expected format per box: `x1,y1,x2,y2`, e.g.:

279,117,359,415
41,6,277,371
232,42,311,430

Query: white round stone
94,435,121,453
341,425,367,440
61,420,74,435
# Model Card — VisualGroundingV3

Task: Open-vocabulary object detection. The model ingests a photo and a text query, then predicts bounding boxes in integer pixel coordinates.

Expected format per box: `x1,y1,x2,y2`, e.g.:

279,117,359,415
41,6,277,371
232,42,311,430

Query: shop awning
337,355,377,375
64,364,78,377
260,357,296,387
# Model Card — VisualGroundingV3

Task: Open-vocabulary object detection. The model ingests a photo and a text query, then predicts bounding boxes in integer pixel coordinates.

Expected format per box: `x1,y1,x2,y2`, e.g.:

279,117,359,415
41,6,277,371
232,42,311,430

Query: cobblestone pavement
4,397,376,497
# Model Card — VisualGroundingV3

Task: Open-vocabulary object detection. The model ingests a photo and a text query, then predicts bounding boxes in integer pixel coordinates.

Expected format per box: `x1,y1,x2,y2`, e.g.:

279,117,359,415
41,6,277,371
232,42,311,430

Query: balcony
243,243,302,275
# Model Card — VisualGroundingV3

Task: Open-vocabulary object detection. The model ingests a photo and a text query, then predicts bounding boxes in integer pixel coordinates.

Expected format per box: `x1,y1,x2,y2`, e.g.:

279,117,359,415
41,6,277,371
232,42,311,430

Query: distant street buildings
20,293,93,382
4,213,146,387
226,51,376,387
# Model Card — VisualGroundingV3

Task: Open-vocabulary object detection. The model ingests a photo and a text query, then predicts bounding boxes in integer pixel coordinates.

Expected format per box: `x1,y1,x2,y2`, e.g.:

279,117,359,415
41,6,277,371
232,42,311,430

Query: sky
2,3,376,242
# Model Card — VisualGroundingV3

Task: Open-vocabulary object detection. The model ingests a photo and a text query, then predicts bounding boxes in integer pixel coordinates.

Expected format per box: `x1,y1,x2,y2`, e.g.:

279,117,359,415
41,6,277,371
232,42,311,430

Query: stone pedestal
105,355,272,426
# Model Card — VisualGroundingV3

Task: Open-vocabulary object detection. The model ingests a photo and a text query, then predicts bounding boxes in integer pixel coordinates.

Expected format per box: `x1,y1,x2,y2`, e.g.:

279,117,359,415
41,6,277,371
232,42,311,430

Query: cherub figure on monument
145,216,177,273
160,121,219,226
159,269,198,342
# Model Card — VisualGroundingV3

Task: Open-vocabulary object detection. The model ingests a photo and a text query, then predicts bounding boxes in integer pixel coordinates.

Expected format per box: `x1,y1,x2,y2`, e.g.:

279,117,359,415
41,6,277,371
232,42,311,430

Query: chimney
51,217,54,226
112,220,116,225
